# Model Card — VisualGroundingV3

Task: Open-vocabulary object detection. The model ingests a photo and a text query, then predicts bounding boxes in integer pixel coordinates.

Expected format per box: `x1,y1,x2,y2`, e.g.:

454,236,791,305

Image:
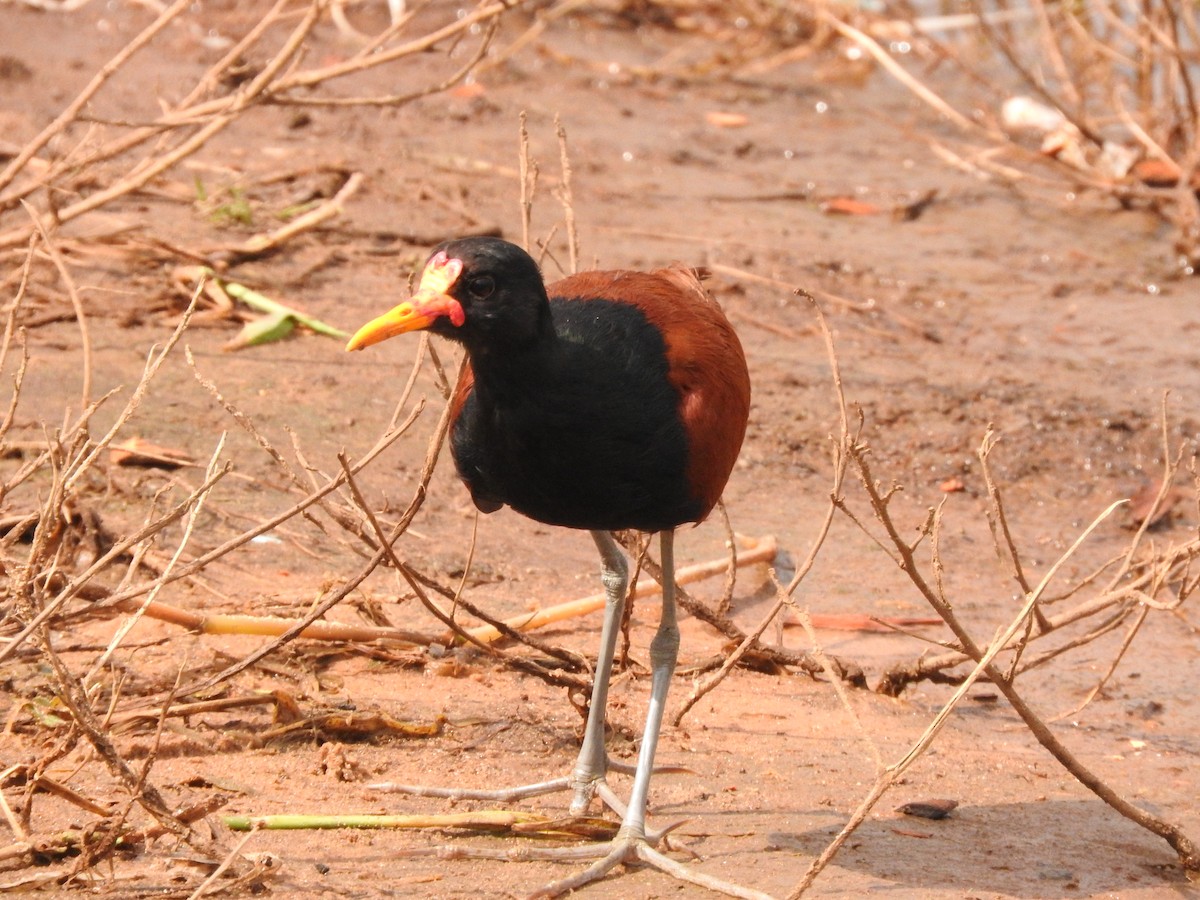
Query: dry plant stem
669,541,820,726
714,502,737,615
136,604,436,645
0,775,26,839
1104,394,1180,593
1,0,289,212
38,635,187,841
278,14,501,108
0,461,229,662
287,434,366,556
0,0,191,197
0,236,36,447
334,455,476,652
217,171,364,260
1051,397,1184,720
1015,607,1131,679
64,283,201,495
480,0,590,72
966,0,1099,141
186,827,258,900
24,204,91,409
447,512,480,625
818,9,989,137
978,428,1036,600
24,388,421,676
961,0,1195,256
673,294,853,725
1031,0,1081,112
0,289,204,663
182,522,400,692
1113,89,1175,168
0,0,514,221
518,111,537,253
785,588,884,772
555,116,579,274
108,695,279,729
463,534,777,645
6,731,76,835
337,454,588,682
7,0,325,250
617,533,649,669
28,776,113,819
183,364,457,695
850,444,1200,874
185,0,295,109
115,668,194,872
85,435,228,683
278,1,517,93
641,535,858,682
0,0,514,250
186,347,396,549
876,546,1200,692
223,809,616,837
79,407,414,627
1053,603,1150,720
787,560,1057,898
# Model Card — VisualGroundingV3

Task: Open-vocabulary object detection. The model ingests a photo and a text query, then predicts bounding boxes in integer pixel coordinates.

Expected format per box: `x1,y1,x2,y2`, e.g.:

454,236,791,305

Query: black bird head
347,237,551,355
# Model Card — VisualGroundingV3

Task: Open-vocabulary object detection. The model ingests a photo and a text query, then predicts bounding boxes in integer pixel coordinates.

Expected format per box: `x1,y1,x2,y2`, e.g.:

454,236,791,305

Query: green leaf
224,310,296,351
219,278,349,340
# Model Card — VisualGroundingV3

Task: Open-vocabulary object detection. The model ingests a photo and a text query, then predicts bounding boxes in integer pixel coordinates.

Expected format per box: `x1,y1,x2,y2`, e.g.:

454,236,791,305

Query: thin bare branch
0,0,192,196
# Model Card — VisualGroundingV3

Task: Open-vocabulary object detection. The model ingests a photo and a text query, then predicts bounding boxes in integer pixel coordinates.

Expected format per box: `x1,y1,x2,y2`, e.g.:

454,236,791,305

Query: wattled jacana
347,236,751,880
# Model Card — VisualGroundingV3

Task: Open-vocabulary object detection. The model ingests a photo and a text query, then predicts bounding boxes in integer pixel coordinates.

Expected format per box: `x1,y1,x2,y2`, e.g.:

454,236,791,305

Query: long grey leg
569,529,629,813
618,529,677,839
386,527,773,899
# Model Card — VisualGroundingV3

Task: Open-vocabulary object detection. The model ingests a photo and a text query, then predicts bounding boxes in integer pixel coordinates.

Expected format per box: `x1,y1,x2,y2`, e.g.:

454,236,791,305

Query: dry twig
846,0,1200,264
821,429,1200,883
0,1,526,255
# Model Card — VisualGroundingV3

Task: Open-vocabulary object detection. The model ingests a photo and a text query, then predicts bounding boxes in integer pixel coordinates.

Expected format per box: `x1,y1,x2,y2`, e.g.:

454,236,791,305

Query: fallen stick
212,170,364,263
90,535,776,649
222,810,616,840
108,596,436,646
107,694,279,728
464,534,779,645
785,613,944,632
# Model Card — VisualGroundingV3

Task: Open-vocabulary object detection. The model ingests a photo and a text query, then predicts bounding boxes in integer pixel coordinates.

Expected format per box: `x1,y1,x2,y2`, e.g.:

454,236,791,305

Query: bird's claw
526,831,771,900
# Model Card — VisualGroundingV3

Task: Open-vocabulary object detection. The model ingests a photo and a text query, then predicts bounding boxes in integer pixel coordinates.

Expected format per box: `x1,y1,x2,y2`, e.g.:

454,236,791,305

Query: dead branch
877,398,1200,696
836,0,1200,264
211,171,365,265
178,352,458,696
836,435,1200,877
23,206,91,409
0,0,192,197
464,534,778,645
0,287,205,663
335,442,592,693
788,532,1068,897
38,630,188,842
633,543,863,687
0,1,527,254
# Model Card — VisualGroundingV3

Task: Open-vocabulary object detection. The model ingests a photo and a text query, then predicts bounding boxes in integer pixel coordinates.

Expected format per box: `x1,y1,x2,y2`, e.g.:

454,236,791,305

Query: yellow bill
346,251,465,351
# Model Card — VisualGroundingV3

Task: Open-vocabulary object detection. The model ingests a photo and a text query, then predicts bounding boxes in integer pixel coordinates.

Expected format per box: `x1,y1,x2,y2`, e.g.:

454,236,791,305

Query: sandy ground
3,3,1200,899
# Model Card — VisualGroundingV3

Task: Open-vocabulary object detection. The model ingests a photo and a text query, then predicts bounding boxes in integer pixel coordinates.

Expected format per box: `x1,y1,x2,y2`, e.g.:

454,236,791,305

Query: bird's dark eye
466,275,495,299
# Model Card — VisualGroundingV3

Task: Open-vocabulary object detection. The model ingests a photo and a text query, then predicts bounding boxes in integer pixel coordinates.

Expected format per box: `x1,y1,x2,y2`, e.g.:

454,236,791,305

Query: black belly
449,299,700,533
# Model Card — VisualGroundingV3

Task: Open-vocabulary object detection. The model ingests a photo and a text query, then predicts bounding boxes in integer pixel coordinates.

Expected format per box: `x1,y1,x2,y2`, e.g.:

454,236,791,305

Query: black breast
450,297,700,532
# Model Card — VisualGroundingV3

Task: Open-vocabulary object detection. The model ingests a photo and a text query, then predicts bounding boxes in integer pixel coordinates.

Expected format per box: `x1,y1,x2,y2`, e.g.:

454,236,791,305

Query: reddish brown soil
3,4,1200,899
